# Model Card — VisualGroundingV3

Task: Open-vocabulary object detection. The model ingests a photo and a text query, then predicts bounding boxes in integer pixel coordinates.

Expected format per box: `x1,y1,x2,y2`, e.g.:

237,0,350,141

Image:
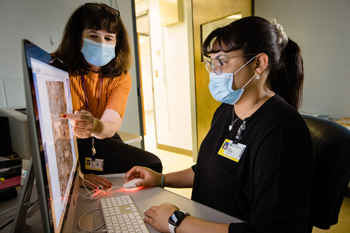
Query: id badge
218,139,246,162
85,157,104,171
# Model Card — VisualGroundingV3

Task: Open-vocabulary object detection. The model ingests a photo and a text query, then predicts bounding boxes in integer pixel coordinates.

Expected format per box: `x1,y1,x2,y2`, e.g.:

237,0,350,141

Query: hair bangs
83,11,120,34
220,26,243,52
202,35,219,57
202,24,245,57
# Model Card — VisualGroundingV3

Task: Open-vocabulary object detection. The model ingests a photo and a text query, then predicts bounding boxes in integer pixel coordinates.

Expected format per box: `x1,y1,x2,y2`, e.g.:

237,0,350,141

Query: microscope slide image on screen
31,57,77,230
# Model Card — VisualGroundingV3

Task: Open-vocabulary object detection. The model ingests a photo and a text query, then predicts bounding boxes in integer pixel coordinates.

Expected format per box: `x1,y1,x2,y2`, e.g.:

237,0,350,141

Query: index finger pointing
61,113,82,120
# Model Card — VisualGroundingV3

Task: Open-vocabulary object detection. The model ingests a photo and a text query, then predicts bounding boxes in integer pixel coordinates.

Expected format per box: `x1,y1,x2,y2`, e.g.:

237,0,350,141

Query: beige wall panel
159,0,184,26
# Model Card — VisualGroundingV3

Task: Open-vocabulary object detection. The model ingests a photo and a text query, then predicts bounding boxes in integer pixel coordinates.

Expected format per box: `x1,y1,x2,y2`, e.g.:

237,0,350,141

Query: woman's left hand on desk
143,203,178,233
62,110,95,138
81,173,112,190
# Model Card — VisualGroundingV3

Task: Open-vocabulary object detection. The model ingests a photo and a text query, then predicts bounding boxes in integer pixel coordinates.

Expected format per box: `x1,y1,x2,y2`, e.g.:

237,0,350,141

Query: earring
256,74,260,79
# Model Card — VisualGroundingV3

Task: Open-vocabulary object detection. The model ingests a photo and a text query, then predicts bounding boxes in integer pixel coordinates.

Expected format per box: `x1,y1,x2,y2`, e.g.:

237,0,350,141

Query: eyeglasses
204,54,256,75
84,3,120,17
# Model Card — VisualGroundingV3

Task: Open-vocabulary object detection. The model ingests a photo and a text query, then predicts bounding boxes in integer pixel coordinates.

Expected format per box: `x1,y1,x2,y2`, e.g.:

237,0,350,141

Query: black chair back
303,115,350,230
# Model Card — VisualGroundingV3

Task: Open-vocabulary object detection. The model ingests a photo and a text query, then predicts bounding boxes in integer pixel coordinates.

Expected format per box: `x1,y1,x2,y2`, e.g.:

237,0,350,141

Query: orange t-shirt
69,71,132,119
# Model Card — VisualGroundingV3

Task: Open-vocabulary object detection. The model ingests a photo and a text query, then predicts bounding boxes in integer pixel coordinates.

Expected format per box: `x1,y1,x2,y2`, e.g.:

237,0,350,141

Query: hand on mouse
123,166,162,187
81,173,112,190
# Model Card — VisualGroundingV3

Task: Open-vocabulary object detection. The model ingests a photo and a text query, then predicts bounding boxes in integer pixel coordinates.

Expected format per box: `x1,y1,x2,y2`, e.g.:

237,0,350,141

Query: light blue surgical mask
81,38,116,66
209,55,257,105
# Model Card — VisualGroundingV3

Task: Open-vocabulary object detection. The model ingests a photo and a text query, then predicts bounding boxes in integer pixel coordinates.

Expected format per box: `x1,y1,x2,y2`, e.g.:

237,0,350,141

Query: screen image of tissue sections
46,80,73,199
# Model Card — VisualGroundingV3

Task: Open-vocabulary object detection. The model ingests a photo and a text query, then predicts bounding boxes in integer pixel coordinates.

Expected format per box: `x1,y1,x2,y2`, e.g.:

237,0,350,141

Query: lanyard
233,120,246,144
81,74,103,161
81,74,103,116
231,90,271,142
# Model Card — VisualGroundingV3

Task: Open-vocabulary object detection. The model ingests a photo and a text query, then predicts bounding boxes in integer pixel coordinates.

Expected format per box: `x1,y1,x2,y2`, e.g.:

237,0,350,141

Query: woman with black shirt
124,16,314,233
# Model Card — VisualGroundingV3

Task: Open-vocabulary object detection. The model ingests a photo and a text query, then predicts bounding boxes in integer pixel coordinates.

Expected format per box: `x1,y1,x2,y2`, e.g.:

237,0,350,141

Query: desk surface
118,131,142,144
1,174,242,233
74,174,242,232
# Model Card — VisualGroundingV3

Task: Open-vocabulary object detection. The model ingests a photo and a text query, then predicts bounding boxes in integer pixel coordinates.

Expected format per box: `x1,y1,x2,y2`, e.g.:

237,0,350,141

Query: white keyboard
100,195,150,233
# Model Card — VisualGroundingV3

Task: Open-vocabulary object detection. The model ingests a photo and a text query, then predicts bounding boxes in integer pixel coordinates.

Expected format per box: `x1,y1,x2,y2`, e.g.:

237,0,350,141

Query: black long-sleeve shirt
192,95,314,233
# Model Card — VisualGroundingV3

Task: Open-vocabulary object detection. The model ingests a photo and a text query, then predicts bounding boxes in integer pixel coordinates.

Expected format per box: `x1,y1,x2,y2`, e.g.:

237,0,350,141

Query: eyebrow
213,54,229,60
87,30,115,37
88,29,114,35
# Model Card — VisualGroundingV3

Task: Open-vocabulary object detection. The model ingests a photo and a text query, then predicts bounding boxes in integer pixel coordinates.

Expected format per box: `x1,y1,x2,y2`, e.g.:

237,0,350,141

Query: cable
0,214,14,221
0,206,17,218
103,186,120,195
0,200,38,231
0,200,38,218
82,179,98,194
73,180,123,232
81,179,105,201
0,218,14,231
77,208,107,232
80,179,122,201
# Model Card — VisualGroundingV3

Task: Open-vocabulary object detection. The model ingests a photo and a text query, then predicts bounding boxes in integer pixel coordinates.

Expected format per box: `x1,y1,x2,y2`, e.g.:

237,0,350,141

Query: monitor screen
19,39,79,233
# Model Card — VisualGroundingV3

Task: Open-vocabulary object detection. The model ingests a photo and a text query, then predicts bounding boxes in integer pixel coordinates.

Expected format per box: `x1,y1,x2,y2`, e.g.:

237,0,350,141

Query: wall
140,45,154,112
255,0,350,119
137,10,154,113
136,0,194,152
0,0,142,147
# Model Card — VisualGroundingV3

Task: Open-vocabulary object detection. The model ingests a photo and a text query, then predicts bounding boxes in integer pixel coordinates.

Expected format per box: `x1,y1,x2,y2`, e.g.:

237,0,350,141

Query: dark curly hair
54,3,132,77
202,16,304,110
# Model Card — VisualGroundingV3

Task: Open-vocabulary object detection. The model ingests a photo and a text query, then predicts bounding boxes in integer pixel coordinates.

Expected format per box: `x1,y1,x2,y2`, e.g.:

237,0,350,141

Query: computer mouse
123,178,144,188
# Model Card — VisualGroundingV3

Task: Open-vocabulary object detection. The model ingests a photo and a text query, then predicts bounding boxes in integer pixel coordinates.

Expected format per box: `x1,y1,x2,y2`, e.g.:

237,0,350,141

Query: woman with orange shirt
54,3,162,188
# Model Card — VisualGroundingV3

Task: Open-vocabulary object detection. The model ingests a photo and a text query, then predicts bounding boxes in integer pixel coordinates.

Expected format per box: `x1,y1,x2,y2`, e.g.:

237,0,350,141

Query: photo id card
218,139,246,162
85,157,104,171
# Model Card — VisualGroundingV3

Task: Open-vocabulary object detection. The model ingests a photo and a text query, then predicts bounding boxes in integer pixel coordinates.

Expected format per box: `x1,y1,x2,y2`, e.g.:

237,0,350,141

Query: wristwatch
168,210,190,233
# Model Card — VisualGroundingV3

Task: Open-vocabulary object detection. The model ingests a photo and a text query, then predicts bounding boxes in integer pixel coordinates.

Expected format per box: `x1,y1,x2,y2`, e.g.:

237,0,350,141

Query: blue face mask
209,55,257,105
80,38,116,66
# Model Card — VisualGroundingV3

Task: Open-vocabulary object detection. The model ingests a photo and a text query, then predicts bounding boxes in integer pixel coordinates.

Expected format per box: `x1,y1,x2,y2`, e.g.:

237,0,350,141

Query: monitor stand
10,159,82,233
11,159,39,233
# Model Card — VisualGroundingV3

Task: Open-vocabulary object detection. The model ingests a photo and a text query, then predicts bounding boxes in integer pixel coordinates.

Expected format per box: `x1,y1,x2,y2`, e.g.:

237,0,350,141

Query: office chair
302,115,350,231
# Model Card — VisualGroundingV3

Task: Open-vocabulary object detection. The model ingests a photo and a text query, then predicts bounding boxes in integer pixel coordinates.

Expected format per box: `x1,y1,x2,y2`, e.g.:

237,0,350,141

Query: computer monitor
11,39,80,233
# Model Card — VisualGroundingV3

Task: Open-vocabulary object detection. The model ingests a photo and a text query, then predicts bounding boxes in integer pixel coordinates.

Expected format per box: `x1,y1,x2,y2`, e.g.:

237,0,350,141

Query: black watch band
168,210,190,233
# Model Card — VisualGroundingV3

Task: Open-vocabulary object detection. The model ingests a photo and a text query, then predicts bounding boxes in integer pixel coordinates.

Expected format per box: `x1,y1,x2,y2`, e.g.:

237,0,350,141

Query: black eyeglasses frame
84,3,120,17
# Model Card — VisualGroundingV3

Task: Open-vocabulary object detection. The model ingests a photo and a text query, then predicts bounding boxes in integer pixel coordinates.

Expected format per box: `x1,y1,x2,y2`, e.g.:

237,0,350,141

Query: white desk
118,131,142,144
73,174,243,232
1,174,242,233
